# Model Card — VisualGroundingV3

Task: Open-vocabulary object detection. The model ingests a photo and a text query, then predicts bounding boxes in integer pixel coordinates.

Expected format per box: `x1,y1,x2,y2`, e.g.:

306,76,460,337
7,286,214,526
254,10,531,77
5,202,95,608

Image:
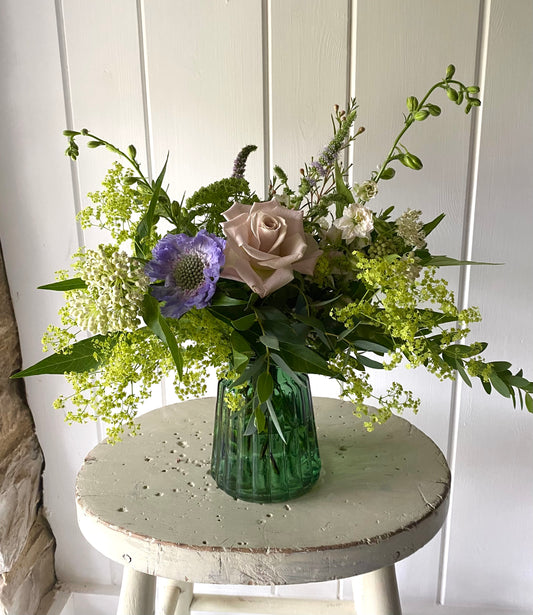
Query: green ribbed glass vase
210,367,321,503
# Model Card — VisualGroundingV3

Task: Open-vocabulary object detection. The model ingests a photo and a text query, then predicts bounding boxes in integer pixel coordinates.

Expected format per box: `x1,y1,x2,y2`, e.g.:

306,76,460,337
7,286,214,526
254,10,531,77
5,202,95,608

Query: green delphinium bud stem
446,64,456,79
373,68,480,183
406,96,418,112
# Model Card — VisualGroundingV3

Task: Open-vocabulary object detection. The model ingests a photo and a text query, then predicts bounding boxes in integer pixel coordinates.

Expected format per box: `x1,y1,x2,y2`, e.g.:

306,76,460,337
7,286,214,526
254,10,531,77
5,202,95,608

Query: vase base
210,467,321,503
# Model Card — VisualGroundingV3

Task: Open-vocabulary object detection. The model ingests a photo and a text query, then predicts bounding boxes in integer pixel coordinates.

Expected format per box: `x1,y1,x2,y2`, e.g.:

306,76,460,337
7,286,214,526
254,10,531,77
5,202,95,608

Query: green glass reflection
210,367,321,503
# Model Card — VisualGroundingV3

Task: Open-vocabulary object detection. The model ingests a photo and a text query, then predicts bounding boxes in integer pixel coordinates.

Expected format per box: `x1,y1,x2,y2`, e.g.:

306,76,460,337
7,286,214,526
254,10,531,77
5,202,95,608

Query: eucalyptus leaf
230,355,266,388
232,350,249,374
230,330,252,354
231,313,257,331
443,344,483,359
259,334,280,350
266,399,287,444
489,372,511,398
481,378,492,394
257,371,274,403
490,361,512,372
525,393,533,413
353,339,389,354
270,353,306,385
254,406,266,432
243,412,257,436
456,362,472,387
357,355,383,369
210,293,248,307
278,342,341,378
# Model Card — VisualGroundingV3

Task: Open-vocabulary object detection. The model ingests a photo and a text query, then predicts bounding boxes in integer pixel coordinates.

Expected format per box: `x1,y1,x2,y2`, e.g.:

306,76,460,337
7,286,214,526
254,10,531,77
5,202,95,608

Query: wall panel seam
54,0,84,250
437,0,492,604
136,0,154,183
135,0,166,406
346,0,357,185
261,0,272,199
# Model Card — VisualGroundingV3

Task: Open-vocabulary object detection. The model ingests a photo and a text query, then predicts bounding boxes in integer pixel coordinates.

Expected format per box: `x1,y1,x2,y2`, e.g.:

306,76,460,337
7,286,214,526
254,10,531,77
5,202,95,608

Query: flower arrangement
15,65,533,442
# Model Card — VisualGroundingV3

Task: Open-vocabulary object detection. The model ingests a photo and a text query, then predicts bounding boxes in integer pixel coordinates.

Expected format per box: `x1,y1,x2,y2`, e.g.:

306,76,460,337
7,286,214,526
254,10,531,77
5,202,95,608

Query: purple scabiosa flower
145,230,225,319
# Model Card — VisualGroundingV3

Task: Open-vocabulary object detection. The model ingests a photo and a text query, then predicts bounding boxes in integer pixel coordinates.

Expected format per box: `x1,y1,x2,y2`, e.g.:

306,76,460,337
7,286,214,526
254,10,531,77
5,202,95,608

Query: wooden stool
76,398,450,615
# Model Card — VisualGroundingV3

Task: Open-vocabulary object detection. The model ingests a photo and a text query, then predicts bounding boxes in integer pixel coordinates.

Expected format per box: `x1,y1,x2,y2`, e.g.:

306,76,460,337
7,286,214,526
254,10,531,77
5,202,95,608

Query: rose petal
292,235,322,275
240,232,307,269
222,212,260,250
251,211,287,253
222,202,252,222
221,199,321,296
256,267,294,296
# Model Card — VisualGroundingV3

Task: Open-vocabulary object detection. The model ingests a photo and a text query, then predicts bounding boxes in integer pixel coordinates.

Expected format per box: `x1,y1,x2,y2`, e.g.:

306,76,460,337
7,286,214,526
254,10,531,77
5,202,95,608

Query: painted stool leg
117,567,157,615
351,565,402,615
157,579,194,615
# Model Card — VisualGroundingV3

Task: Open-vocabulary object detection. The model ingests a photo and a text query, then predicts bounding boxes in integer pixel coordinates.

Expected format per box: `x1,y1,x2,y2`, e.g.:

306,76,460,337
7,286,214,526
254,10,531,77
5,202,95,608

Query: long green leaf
232,313,257,331
424,255,498,267
490,372,511,398
134,155,168,258
353,339,389,354
266,399,287,444
259,334,280,350
38,278,87,291
422,213,445,237
257,371,274,404
12,334,115,378
210,294,248,306
230,355,266,388
278,342,341,378
270,353,306,385
334,161,354,217
141,293,183,378
357,355,383,369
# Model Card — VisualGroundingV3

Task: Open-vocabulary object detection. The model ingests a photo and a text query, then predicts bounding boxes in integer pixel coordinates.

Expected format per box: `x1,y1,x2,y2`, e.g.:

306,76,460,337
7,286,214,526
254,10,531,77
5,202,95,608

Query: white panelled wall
0,1,532,612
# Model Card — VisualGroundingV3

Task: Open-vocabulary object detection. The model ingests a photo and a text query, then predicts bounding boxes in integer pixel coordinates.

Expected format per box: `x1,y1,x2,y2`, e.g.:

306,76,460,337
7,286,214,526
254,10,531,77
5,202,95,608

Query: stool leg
351,565,402,615
117,567,157,615
157,579,194,615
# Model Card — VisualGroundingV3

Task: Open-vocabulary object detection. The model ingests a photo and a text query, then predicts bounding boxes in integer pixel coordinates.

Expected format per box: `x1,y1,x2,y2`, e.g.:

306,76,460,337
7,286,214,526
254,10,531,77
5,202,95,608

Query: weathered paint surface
76,398,449,585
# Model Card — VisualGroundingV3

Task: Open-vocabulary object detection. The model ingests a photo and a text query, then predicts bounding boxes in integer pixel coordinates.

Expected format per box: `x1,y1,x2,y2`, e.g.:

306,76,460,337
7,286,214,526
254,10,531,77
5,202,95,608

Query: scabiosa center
173,253,205,290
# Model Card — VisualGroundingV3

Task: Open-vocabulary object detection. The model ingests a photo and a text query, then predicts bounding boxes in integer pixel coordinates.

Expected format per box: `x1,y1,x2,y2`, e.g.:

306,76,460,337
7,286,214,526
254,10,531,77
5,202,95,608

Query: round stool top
76,398,450,585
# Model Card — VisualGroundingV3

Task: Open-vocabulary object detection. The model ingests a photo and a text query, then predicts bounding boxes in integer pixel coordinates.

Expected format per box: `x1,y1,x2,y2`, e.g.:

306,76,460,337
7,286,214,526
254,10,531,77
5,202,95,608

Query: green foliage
182,177,253,235
14,66,532,442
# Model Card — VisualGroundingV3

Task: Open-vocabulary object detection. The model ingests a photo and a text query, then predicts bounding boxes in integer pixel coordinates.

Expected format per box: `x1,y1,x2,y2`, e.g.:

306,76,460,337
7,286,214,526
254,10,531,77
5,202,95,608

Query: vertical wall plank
445,0,533,608
270,0,350,187
61,0,149,248
0,0,114,586
349,0,480,603
1,1,532,606
269,0,350,600
142,0,265,198
142,0,264,406
59,0,158,583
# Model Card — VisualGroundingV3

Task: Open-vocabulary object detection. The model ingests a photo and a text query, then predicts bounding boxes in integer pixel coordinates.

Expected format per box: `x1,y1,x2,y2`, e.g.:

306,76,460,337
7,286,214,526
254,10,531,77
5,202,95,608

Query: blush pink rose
220,199,322,297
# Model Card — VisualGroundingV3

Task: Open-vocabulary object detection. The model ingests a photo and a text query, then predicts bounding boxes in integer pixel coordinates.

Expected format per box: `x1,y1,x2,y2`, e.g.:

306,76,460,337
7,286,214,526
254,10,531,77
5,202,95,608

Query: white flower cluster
333,203,374,243
396,209,426,249
70,245,149,335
